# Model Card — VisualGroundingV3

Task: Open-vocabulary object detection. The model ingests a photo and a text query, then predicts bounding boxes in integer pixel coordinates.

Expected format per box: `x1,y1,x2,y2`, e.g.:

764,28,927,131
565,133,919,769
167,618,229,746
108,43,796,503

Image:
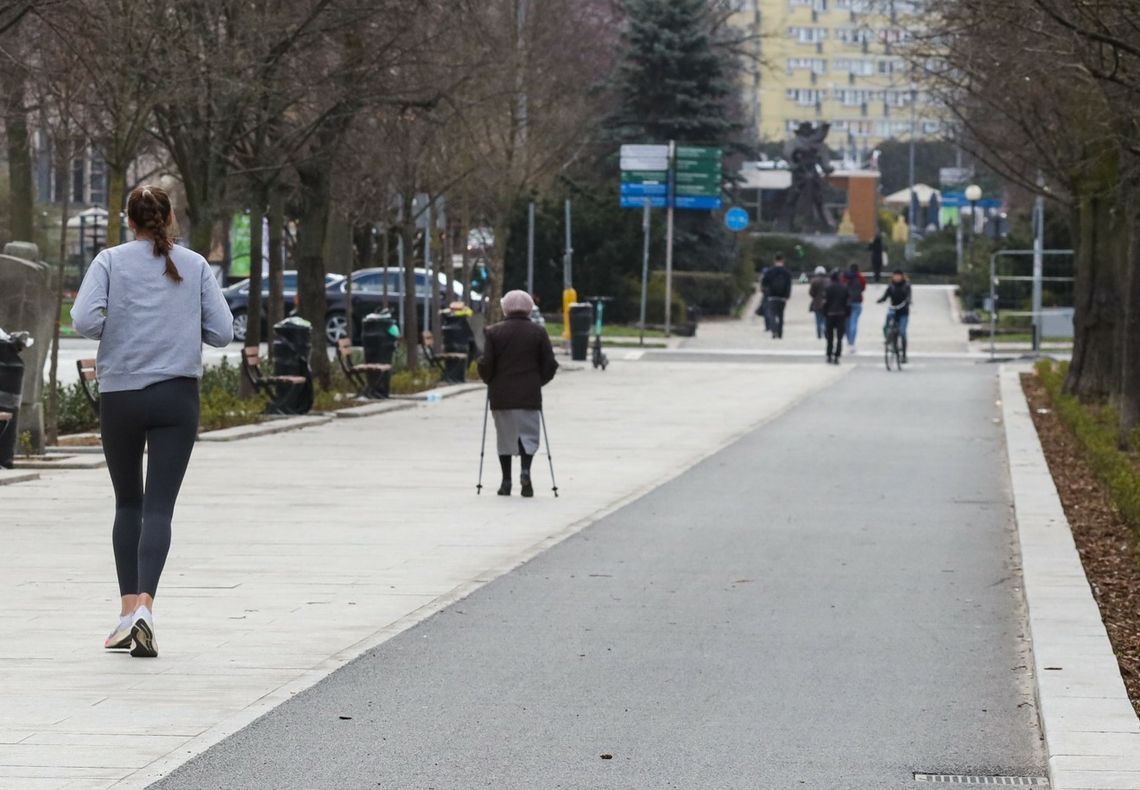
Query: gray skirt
493,409,541,455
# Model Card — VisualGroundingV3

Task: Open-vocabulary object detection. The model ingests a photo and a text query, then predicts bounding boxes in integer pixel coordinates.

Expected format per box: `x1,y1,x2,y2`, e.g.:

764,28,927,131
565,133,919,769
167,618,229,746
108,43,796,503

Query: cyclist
877,269,913,363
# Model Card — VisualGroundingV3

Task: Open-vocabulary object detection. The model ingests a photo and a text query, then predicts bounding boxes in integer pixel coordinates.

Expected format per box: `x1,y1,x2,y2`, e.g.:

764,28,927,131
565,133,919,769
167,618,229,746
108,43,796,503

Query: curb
1000,365,1140,790
330,400,416,419
391,382,484,401
197,414,334,442
0,468,39,486
14,453,106,470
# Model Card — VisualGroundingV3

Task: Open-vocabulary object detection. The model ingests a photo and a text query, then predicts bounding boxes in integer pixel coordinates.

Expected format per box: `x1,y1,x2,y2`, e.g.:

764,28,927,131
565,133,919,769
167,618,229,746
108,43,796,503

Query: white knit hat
501,290,535,315
814,265,826,275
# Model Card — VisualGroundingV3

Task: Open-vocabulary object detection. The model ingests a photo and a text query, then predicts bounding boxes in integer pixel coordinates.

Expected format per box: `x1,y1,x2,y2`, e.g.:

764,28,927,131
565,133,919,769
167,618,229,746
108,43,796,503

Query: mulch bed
1022,373,1140,715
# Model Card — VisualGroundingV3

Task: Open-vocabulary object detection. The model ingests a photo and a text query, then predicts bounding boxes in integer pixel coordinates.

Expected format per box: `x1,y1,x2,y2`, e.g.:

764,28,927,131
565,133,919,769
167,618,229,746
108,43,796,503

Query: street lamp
964,183,982,242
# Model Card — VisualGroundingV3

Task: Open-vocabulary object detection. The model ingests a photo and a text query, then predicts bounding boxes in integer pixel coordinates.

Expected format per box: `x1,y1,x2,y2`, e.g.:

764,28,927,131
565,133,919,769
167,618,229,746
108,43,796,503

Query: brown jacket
477,315,558,410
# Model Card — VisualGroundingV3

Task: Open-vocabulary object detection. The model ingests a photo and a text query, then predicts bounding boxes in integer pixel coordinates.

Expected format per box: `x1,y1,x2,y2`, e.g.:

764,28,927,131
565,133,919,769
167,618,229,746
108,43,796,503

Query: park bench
0,411,12,441
335,337,392,399
240,347,312,414
76,358,100,415
421,330,468,384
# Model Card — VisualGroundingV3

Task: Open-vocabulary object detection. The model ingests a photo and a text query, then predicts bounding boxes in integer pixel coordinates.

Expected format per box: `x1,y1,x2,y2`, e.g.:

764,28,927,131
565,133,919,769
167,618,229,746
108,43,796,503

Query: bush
1036,361,1140,534
390,367,441,394
626,272,687,325
911,228,958,276
56,380,99,434
668,271,740,315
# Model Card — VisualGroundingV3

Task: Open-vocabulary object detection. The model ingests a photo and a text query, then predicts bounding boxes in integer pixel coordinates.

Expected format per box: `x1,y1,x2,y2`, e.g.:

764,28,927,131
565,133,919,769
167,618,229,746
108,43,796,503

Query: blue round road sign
724,207,749,232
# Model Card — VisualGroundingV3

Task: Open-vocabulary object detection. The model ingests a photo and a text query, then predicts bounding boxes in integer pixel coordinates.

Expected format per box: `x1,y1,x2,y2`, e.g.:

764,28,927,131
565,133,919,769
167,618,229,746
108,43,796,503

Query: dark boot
498,455,511,496
520,473,533,498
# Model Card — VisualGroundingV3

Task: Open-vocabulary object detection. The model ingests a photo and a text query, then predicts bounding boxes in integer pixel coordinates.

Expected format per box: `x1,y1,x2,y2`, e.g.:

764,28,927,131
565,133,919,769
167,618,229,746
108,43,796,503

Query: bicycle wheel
884,330,895,370
890,332,903,371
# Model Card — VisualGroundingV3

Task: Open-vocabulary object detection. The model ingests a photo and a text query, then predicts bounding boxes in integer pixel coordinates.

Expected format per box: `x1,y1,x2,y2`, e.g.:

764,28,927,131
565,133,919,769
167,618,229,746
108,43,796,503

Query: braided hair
126,185,181,283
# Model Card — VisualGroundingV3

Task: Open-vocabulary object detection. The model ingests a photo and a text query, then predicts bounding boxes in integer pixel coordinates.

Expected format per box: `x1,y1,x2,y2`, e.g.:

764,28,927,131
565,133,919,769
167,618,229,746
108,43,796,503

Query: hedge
1036,360,1140,537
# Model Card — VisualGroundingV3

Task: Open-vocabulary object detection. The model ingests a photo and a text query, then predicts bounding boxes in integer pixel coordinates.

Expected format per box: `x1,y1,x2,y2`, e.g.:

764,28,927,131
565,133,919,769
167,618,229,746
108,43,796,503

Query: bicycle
884,307,904,371
587,296,610,371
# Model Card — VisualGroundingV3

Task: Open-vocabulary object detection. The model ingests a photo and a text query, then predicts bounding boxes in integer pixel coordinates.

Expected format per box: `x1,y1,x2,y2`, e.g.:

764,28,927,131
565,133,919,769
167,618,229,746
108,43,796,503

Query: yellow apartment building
733,0,942,160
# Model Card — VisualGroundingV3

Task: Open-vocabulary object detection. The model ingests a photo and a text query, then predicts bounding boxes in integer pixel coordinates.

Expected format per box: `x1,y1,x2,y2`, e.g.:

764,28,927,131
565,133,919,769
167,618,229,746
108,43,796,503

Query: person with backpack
808,265,827,340
71,185,234,658
822,269,851,364
844,263,867,354
760,254,792,339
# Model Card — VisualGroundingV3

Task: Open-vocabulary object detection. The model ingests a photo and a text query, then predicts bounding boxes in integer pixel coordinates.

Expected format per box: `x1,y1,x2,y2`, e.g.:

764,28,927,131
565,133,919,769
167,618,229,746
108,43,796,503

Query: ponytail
127,185,182,283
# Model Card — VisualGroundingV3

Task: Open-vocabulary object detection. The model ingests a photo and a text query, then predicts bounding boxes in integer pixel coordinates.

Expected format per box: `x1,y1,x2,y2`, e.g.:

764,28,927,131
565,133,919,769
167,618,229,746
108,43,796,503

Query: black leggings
100,377,199,598
500,440,534,480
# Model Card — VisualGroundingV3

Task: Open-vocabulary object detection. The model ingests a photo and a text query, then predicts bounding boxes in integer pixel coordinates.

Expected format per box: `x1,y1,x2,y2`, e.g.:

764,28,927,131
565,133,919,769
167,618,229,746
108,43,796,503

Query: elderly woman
478,290,559,497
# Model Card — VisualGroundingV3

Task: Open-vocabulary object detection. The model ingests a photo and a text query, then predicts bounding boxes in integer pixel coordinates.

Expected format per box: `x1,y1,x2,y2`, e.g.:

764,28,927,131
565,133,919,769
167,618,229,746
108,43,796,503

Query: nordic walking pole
539,409,559,498
476,392,489,494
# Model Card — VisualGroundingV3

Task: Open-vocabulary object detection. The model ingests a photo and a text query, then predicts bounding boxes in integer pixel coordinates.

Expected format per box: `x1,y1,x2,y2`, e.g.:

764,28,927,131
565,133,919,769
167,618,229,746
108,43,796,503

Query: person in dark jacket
844,263,867,353
822,269,851,364
868,233,884,283
760,254,792,339
877,269,913,362
808,265,827,339
477,290,558,497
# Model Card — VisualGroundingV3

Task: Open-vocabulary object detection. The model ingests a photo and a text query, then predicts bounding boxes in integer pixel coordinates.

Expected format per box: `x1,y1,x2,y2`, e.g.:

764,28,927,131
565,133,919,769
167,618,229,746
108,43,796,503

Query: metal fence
988,249,1075,359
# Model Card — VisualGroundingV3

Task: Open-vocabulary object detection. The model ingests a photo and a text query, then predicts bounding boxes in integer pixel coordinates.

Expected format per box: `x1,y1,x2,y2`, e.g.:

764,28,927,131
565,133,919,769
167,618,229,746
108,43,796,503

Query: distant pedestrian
877,269,913,363
844,263,867,353
760,254,792,339
808,265,827,339
477,290,559,498
755,266,772,332
869,233,884,283
822,269,851,364
71,185,234,658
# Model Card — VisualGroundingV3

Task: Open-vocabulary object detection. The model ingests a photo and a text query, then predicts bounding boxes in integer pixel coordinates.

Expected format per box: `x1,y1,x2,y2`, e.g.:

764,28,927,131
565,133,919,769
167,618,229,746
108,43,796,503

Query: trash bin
0,330,31,468
440,311,473,384
271,317,313,414
569,302,593,362
686,305,701,337
361,310,399,397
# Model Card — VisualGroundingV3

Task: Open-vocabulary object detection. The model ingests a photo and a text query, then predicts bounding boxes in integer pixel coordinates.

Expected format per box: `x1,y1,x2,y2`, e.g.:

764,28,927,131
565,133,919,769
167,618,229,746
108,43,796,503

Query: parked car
317,267,482,345
224,271,344,342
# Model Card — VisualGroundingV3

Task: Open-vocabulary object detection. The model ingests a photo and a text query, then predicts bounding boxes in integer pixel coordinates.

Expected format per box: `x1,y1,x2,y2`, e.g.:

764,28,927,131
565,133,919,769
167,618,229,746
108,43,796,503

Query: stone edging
196,414,334,442
0,468,39,486
1000,365,1140,790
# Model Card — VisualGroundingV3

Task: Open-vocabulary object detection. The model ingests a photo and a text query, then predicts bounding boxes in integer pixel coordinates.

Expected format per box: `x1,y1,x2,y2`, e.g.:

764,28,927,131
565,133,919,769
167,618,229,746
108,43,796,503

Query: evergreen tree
608,0,743,273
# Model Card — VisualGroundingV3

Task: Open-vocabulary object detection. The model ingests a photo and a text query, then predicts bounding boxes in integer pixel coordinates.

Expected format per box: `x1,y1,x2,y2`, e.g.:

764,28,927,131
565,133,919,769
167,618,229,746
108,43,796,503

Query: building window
788,26,827,43
789,0,826,8
786,88,826,106
833,58,874,75
787,57,827,74
834,27,873,45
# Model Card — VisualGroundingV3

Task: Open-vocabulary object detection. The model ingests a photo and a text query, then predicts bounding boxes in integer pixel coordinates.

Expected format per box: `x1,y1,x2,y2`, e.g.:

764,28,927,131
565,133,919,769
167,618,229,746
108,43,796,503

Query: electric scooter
587,296,610,371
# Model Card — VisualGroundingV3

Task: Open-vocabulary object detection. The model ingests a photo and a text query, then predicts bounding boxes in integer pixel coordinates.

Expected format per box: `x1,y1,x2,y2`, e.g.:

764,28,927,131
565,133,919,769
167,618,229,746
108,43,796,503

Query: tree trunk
46,136,73,446
105,161,128,246
400,192,419,369
266,184,286,364
240,185,267,398
1117,182,1140,446
488,216,510,322
1064,191,1124,402
295,165,332,387
2,61,34,243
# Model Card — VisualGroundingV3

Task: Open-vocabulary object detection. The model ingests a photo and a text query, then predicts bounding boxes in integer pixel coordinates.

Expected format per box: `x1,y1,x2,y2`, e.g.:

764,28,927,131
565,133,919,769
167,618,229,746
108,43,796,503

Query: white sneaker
130,606,158,658
849,345,857,355
104,615,133,650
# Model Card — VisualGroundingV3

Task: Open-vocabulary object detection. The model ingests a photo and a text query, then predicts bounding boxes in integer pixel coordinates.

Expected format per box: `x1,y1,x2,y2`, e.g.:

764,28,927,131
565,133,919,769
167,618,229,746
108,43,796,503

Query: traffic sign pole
639,198,651,347
664,139,676,337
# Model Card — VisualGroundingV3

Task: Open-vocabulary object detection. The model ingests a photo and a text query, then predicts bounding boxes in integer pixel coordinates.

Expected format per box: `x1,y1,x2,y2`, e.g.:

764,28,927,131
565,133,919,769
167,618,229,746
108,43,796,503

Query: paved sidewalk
0,360,842,789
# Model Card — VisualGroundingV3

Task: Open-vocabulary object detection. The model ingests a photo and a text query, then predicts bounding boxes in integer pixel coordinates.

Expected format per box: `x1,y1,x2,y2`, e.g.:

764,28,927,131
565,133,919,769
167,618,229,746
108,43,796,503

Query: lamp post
964,183,982,245
905,82,918,261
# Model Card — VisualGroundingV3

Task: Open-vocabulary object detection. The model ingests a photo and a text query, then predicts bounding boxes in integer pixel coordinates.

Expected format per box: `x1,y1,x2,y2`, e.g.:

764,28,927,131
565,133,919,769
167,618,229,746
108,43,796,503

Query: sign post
639,198,651,346
664,141,676,336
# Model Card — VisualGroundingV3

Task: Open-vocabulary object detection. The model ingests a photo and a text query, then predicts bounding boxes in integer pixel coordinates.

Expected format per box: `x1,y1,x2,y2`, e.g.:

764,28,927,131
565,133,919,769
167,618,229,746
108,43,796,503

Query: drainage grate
915,775,1049,786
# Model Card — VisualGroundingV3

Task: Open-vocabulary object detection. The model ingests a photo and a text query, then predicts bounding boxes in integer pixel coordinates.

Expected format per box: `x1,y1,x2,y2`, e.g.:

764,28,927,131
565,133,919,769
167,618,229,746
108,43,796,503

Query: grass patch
1035,360,1140,536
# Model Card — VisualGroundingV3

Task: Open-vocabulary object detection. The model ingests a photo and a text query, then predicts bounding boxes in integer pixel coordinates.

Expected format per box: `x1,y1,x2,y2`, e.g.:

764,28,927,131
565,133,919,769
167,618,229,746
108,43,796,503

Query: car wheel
325,311,349,345
232,309,248,343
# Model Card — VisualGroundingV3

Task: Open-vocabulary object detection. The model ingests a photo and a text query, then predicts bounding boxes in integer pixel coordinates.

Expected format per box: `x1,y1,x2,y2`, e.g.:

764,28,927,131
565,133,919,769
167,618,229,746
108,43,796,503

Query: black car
320,267,482,345
223,271,344,342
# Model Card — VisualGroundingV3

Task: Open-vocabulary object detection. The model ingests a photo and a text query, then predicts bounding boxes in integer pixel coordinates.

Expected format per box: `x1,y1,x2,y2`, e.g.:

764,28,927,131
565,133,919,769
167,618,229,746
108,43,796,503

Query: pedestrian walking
868,232,884,283
844,263,867,353
755,266,772,332
70,185,233,658
822,269,851,364
477,290,559,497
760,254,792,339
808,265,827,339
877,269,913,362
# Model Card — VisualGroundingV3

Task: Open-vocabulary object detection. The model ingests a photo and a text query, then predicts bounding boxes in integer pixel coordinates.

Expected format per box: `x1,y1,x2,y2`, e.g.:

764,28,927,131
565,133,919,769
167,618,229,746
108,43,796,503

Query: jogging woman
71,185,233,657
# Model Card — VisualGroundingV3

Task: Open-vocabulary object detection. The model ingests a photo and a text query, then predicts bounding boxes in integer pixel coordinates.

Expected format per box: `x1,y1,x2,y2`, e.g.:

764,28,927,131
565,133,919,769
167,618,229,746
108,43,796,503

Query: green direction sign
622,170,669,184
674,158,721,175
674,170,719,184
675,145,722,161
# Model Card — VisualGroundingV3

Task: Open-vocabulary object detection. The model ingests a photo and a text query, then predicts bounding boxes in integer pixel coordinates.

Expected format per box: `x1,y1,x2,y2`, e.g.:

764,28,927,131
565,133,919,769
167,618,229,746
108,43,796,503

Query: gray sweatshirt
71,240,234,392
